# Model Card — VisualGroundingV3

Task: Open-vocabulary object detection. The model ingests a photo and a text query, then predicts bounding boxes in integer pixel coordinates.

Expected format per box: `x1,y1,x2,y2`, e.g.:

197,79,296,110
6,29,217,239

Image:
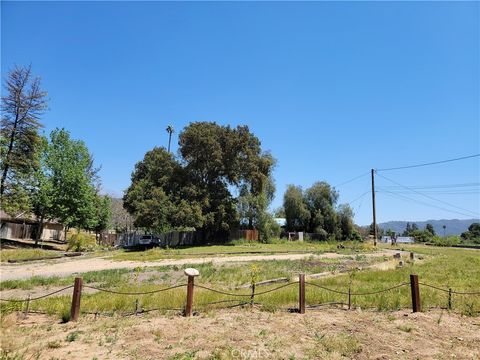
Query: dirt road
0,250,401,281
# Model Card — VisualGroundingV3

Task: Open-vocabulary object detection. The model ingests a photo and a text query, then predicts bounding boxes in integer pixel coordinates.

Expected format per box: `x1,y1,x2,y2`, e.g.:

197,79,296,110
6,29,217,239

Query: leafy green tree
33,128,100,240
283,185,310,232
425,223,435,236
124,122,275,237
410,229,432,243
337,204,355,240
91,195,112,240
304,181,339,234
1,65,48,214
461,223,480,244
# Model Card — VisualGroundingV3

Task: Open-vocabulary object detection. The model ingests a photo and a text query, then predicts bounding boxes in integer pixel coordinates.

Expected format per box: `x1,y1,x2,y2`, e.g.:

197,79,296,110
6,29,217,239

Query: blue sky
2,1,479,225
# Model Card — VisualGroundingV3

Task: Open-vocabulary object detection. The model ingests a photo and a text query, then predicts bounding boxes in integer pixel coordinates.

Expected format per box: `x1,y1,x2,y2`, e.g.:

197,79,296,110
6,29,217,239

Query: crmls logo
230,348,270,359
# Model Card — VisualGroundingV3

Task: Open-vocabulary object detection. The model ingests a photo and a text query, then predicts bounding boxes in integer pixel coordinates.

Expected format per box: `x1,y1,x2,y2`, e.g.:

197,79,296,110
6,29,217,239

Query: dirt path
1,308,478,359
0,250,402,281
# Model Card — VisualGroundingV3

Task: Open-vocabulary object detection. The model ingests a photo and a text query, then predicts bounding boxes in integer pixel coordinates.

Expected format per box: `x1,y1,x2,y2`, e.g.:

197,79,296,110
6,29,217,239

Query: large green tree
124,122,275,237
1,65,48,214
304,181,339,234
283,185,310,232
283,181,357,240
461,223,480,244
33,128,101,240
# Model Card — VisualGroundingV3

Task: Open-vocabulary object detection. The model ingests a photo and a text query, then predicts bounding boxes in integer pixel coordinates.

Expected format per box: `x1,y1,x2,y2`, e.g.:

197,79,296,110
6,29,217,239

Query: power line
376,154,480,172
377,173,479,217
334,171,370,188
345,190,370,205
377,190,479,195
378,182,480,190
379,189,478,218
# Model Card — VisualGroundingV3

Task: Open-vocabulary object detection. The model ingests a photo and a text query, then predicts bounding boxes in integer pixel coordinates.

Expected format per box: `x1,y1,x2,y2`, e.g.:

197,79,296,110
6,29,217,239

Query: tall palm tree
166,125,174,153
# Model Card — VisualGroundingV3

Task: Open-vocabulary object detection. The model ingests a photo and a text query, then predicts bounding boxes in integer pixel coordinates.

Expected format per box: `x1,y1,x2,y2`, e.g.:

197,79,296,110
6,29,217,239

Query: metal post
299,274,305,314
186,275,194,317
410,274,421,313
371,169,377,246
70,277,83,321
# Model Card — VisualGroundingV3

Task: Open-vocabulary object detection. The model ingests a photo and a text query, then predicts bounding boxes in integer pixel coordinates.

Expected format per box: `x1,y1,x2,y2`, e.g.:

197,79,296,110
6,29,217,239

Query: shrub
67,232,97,252
429,235,461,247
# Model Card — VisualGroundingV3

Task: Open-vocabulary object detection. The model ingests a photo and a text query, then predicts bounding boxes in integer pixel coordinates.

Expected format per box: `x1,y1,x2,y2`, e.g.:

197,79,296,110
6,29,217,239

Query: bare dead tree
1,65,48,198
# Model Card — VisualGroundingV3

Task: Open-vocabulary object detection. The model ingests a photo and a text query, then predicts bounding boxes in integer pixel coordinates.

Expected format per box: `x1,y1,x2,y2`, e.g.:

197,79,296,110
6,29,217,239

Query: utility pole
371,168,377,246
166,125,174,153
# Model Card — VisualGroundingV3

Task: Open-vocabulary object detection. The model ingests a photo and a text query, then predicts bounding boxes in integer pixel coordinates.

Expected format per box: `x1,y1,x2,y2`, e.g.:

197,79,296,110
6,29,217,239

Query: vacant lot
1,243,479,359
1,308,479,360
1,245,478,317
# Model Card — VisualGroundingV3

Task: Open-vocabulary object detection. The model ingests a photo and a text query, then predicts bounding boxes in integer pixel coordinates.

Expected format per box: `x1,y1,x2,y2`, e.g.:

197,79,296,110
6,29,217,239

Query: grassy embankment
1,245,478,318
0,249,63,263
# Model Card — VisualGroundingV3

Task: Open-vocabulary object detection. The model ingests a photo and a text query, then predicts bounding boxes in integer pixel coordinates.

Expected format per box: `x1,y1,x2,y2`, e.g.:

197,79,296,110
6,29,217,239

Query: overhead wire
334,171,370,188
376,173,479,217
379,189,478,218
376,154,480,172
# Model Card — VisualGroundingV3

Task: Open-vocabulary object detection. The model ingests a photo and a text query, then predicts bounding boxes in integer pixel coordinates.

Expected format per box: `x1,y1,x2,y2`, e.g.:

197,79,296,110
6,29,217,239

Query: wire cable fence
0,274,478,320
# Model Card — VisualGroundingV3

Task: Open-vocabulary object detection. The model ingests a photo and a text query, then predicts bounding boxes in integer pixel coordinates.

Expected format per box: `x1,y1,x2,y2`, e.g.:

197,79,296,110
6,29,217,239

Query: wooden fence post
410,274,421,313
348,286,351,310
184,268,199,317
250,282,256,307
23,294,31,319
70,277,83,321
299,274,305,314
448,288,452,310
410,252,414,261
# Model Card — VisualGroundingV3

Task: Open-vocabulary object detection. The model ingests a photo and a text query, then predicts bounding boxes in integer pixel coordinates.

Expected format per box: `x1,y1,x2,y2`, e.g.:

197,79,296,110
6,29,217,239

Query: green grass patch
0,249,62,263
1,247,478,317
109,240,375,262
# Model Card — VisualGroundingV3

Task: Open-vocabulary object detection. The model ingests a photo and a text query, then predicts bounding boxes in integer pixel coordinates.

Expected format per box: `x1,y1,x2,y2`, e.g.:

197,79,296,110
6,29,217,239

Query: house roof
0,210,62,225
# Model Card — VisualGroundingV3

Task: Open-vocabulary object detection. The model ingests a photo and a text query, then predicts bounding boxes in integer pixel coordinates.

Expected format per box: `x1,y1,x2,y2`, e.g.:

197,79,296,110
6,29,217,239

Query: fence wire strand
419,282,480,295
0,285,74,303
83,283,186,295
350,282,409,296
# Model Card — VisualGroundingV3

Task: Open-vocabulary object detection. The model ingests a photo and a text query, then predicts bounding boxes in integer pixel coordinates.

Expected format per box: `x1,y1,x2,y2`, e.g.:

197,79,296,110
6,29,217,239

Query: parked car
138,235,157,246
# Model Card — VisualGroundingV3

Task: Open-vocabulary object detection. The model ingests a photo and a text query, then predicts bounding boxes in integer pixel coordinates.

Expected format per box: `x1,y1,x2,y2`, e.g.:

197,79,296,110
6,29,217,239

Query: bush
429,235,461,247
258,213,282,243
67,233,97,252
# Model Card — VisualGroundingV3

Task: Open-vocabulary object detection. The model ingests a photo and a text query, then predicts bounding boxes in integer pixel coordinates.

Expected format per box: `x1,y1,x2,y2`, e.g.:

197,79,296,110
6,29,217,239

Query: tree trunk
0,113,19,197
35,216,44,245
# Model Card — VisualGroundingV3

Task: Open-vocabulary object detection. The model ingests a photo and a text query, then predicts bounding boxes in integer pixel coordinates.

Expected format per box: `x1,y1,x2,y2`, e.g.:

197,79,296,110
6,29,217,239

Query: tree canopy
124,122,275,237
283,181,358,240
33,128,108,239
1,65,48,214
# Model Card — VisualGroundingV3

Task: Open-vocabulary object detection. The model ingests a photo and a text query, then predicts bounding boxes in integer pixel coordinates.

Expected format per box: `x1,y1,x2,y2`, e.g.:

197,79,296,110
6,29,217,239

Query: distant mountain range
379,219,479,236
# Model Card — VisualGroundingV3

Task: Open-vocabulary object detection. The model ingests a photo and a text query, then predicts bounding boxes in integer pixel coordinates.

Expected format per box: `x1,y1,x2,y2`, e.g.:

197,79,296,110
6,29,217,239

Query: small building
0,210,64,241
380,235,415,244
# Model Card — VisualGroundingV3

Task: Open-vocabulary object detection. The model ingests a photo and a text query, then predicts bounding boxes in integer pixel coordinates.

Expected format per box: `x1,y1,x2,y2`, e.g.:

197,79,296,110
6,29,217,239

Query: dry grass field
1,308,479,360
1,243,479,359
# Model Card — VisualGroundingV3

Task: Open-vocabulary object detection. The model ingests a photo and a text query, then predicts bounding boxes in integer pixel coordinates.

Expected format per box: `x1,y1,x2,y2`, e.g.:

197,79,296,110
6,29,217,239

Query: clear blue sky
2,1,479,225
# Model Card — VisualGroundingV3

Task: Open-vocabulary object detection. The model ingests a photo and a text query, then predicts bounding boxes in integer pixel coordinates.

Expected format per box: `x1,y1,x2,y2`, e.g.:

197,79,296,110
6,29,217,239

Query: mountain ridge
379,219,479,236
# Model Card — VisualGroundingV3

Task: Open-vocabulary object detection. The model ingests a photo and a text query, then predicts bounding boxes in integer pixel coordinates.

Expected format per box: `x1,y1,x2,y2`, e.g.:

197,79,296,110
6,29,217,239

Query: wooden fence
2,273,478,321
